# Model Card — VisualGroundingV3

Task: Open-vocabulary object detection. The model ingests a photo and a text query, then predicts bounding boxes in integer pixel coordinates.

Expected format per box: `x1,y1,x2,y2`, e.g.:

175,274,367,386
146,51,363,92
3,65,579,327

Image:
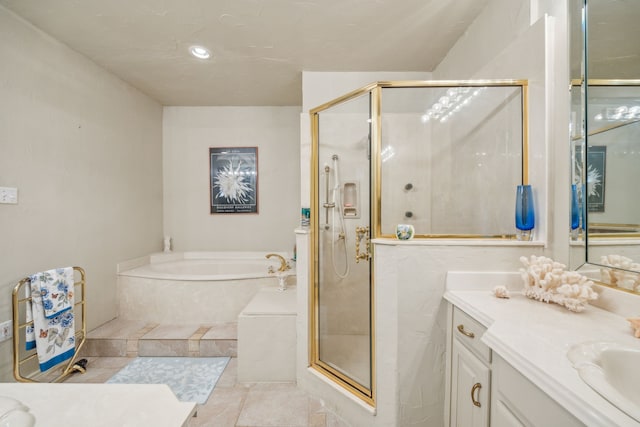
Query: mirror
577,0,640,293
569,0,586,269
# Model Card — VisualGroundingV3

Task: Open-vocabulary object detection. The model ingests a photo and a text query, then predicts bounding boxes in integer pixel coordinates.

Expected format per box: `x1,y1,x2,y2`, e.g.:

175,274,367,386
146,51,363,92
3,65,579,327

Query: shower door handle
355,226,371,263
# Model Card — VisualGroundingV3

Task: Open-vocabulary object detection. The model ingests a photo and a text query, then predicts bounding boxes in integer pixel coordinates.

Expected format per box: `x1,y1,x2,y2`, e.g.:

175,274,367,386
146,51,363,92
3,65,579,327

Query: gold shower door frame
309,80,529,407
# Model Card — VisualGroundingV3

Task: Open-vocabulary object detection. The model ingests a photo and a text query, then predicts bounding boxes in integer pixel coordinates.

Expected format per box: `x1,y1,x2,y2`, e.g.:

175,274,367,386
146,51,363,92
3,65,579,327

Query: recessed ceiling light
189,45,211,60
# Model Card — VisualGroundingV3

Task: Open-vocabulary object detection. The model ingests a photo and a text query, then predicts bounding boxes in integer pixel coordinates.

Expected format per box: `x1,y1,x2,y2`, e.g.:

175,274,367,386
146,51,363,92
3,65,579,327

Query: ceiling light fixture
593,105,640,122
189,45,211,60
421,87,484,123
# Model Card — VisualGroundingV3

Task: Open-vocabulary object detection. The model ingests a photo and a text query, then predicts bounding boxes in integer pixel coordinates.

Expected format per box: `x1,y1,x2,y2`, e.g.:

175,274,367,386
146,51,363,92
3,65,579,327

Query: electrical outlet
0,187,18,204
0,320,12,342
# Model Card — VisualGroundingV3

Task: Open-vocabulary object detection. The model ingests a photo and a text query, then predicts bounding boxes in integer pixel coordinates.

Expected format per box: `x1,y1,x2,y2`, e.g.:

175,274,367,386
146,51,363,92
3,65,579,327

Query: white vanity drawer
452,307,491,363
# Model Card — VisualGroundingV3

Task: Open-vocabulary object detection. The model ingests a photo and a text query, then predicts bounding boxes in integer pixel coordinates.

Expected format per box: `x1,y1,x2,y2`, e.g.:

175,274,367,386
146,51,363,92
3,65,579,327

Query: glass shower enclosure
310,80,528,405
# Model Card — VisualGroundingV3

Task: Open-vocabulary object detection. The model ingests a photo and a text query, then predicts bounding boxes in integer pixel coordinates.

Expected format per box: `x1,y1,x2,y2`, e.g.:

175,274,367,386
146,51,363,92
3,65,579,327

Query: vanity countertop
0,383,196,426
444,272,640,427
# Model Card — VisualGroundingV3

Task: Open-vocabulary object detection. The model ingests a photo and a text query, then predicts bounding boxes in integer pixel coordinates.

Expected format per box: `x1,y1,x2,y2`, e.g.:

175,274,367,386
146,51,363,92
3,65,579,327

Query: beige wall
162,106,301,252
0,7,163,381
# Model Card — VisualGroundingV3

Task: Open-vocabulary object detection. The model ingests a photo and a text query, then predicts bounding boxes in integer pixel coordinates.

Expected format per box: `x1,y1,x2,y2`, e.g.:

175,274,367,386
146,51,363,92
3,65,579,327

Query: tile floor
59,319,351,427
63,356,349,427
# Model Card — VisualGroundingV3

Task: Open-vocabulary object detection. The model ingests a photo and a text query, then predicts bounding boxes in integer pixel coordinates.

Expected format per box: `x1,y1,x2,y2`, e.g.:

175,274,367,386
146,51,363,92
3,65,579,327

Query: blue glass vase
515,184,535,240
570,184,580,231
581,183,587,233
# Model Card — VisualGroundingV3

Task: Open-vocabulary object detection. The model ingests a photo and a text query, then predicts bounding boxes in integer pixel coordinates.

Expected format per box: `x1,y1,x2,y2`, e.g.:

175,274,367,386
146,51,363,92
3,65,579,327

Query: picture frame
575,145,606,213
586,145,606,212
209,147,258,214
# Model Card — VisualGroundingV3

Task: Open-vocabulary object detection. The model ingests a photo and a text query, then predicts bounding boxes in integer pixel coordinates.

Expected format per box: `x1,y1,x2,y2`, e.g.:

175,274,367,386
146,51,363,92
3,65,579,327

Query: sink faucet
266,253,290,272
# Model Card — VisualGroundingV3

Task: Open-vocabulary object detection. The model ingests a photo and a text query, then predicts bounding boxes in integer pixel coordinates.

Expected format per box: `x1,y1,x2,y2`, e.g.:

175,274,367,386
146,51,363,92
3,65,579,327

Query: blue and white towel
25,267,76,372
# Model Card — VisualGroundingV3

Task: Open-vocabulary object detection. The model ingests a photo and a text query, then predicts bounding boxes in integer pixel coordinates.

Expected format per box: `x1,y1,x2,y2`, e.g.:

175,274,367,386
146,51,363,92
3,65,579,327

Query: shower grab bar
322,165,334,227
12,266,88,383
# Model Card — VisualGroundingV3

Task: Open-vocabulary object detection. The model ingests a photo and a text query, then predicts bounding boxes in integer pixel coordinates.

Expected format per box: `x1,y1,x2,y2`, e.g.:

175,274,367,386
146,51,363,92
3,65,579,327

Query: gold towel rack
11,266,88,383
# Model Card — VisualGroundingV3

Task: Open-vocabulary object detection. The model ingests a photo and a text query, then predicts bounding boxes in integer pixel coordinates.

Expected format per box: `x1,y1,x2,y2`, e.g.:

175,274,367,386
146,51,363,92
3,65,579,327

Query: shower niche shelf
342,181,360,219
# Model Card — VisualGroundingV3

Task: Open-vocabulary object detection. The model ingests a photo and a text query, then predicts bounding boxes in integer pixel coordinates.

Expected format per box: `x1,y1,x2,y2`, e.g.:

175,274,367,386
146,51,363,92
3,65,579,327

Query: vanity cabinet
447,306,491,427
445,273,640,427
446,303,584,427
451,339,490,426
491,354,584,427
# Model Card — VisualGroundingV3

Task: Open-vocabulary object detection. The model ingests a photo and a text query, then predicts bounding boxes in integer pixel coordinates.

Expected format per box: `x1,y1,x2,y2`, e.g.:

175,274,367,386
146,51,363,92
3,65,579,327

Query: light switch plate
0,320,12,342
0,187,18,204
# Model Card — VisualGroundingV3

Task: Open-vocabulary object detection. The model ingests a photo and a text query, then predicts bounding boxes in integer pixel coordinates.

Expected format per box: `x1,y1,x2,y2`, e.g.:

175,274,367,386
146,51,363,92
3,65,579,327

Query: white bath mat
107,357,229,404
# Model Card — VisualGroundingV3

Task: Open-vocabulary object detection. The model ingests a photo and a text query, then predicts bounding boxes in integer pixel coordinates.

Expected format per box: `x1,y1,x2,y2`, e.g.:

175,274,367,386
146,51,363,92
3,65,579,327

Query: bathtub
116,252,295,324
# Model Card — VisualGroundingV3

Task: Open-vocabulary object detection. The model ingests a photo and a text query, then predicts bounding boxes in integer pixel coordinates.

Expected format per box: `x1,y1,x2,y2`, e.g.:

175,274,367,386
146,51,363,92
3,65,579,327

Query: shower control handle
355,226,371,263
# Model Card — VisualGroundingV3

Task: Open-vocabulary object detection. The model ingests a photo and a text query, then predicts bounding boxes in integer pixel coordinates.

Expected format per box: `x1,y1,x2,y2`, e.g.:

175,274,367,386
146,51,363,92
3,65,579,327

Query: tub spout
266,253,290,272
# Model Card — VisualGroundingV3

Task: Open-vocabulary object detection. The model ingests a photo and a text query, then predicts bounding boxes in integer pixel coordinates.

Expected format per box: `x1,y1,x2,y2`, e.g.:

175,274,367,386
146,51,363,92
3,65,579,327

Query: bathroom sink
567,342,640,422
0,396,35,427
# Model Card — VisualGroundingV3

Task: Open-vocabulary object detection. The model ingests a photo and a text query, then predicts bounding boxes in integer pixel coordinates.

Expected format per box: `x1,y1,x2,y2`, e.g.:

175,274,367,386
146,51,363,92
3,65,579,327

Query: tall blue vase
571,184,580,231
515,184,535,240
581,183,587,234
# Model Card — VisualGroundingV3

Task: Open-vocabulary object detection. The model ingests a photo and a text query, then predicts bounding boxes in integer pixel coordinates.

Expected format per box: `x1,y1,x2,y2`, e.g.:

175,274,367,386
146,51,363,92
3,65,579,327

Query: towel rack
11,266,88,383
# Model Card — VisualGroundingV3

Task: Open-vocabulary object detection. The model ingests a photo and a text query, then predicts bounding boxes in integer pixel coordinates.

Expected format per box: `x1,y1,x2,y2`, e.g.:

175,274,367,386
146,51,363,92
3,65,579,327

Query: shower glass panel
312,91,373,401
380,84,526,237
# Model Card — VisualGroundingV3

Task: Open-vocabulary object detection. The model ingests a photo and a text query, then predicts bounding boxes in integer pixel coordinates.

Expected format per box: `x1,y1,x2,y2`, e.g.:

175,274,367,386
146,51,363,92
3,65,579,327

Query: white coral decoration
519,255,598,312
599,255,640,292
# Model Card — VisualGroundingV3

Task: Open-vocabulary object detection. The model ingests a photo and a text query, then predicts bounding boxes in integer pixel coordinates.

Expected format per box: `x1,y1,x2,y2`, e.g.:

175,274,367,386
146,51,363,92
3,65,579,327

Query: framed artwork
575,145,606,212
586,145,606,212
209,147,258,214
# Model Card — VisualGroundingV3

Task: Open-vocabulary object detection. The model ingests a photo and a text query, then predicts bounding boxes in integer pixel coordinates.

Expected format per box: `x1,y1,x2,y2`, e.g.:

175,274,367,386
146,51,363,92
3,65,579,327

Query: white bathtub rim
117,251,295,282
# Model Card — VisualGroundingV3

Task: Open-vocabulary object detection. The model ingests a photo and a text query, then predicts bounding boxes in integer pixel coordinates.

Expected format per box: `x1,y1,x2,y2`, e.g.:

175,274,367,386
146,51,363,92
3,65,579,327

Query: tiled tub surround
444,272,640,427
117,252,295,324
81,319,238,358
238,287,297,383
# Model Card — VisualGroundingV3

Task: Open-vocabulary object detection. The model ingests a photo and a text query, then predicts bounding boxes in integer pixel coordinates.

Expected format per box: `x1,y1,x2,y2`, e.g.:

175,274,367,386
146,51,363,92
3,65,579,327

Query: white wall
433,0,530,79
0,7,163,381
162,106,301,252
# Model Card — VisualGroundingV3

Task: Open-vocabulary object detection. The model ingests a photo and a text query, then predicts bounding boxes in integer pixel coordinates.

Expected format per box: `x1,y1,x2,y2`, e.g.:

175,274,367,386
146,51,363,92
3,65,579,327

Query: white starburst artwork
575,156,603,197
214,159,252,203
585,163,602,197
